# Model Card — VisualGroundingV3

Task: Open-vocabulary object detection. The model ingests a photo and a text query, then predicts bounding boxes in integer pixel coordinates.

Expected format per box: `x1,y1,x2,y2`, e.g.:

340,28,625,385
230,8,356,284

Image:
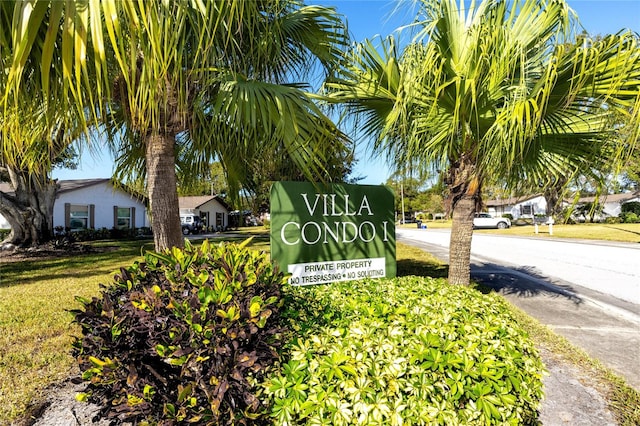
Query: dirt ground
0,241,115,263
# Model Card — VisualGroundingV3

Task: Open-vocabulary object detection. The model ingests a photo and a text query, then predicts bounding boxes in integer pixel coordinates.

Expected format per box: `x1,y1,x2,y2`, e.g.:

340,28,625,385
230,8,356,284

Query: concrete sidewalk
399,236,640,424
471,262,640,390
471,265,640,425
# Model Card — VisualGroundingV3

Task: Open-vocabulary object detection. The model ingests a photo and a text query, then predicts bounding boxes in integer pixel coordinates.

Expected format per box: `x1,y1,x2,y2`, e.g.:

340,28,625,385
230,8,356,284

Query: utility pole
401,183,405,224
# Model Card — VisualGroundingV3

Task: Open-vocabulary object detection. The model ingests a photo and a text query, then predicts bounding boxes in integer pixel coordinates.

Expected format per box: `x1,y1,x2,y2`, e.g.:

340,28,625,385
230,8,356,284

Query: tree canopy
2,0,351,250
327,0,640,284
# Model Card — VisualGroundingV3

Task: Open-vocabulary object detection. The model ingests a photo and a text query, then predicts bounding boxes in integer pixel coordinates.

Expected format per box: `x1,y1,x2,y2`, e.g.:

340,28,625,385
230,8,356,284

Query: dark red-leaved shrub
72,239,286,425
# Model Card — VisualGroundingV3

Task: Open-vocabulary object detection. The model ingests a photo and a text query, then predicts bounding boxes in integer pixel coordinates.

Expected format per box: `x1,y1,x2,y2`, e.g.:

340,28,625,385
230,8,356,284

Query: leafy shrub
619,211,639,223
503,213,514,220
621,201,640,215
513,218,532,226
265,277,545,425
53,227,152,242
72,239,287,425
0,228,10,241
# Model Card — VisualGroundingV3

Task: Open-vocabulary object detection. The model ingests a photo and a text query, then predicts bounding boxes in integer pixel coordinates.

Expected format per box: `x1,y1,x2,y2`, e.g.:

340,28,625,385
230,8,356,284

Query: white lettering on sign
300,193,374,217
281,220,390,246
287,257,386,286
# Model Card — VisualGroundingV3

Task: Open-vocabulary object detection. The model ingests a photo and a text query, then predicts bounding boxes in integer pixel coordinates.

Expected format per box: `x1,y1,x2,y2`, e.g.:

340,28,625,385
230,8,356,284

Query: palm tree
3,0,349,250
326,0,640,285
0,16,94,248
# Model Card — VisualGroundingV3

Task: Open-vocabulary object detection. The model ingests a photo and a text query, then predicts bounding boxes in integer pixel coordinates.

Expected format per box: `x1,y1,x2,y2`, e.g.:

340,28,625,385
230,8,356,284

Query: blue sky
53,0,640,185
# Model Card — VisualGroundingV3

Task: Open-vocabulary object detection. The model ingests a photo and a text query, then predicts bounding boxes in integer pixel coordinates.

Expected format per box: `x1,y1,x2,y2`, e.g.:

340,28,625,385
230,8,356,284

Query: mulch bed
0,241,116,264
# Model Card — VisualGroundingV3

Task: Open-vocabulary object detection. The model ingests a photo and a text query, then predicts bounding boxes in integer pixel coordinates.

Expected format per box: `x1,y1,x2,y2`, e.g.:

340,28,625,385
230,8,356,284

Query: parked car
473,213,511,229
180,214,204,235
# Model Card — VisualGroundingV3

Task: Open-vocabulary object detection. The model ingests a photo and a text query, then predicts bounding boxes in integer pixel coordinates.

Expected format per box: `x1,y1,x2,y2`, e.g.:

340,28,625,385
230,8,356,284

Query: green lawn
0,240,154,422
471,222,640,243
402,221,640,243
1,228,637,424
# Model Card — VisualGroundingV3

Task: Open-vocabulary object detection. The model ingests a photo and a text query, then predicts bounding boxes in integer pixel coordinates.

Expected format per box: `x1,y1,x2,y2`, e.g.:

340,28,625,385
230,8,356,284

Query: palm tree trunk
445,153,481,286
145,132,183,251
448,195,476,285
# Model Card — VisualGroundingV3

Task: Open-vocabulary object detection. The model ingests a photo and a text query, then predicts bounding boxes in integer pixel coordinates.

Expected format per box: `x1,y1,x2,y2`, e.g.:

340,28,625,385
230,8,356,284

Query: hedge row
73,241,544,425
266,277,544,425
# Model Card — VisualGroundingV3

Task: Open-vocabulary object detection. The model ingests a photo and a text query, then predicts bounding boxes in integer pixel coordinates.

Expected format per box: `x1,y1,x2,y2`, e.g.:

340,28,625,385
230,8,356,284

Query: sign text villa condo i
270,181,396,285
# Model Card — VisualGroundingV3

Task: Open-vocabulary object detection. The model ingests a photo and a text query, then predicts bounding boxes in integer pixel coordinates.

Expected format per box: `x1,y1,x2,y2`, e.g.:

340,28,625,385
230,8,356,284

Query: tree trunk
445,153,482,286
448,195,476,285
145,132,183,251
544,177,567,219
0,168,57,247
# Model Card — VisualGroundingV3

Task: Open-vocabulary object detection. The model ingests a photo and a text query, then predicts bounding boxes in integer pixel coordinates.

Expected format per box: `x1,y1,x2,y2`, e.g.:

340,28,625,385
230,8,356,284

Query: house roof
576,191,640,204
1,178,147,203
57,178,112,194
485,194,544,207
179,195,231,211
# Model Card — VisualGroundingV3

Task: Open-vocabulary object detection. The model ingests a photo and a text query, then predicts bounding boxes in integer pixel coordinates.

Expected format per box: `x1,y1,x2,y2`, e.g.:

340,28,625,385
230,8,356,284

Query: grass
395,242,448,278
477,222,640,243
402,220,640,243
0,231,638,424
0,240,154,422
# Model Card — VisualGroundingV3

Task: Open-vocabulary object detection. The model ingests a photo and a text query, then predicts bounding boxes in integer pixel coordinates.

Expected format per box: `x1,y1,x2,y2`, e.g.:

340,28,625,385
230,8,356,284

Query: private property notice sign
270,181,396,285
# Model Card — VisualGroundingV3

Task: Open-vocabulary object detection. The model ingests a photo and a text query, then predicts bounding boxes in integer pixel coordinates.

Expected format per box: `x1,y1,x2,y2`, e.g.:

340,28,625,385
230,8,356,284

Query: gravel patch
16,347,617,425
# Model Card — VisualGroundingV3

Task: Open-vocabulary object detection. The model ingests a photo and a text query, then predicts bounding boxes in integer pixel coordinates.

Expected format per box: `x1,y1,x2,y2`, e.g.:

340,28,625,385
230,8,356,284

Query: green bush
619,212,639,223
72,239,287,425
0,228,10,241
53,226,152,242
513,218,533,226
265,277,545,425
621,201,640,215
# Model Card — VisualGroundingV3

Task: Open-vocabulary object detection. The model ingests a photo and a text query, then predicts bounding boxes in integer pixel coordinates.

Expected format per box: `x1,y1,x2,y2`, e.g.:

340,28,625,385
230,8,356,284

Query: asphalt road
397,227,640,307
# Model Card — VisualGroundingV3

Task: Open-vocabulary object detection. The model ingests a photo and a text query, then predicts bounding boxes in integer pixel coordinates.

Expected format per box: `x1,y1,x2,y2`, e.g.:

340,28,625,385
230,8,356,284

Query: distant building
572,191,640,219
178,195,231,231
484,195,547,219
483,191,640,222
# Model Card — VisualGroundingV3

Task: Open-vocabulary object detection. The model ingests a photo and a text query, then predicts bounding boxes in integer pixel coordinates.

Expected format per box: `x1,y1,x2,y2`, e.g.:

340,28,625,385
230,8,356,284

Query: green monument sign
270,181,396,285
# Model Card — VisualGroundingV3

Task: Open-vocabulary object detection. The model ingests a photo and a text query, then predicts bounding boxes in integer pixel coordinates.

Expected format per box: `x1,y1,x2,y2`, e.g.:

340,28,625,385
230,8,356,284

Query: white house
484,191,640,222
179,195,231,231
484,195,547,219
0,215,8,229
1,178,149,231
53,179,149,231
574,191,640,218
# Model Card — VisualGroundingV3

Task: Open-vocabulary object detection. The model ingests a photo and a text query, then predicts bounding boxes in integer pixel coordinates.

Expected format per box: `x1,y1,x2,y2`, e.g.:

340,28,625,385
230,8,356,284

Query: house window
216,212,224,229
521,205,533,216
116,207,132,229
69,205,89,230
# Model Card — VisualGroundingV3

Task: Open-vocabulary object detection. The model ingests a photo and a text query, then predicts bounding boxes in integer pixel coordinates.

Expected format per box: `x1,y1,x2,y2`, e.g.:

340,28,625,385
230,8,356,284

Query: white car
473,213,511,229
180,214,204,235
